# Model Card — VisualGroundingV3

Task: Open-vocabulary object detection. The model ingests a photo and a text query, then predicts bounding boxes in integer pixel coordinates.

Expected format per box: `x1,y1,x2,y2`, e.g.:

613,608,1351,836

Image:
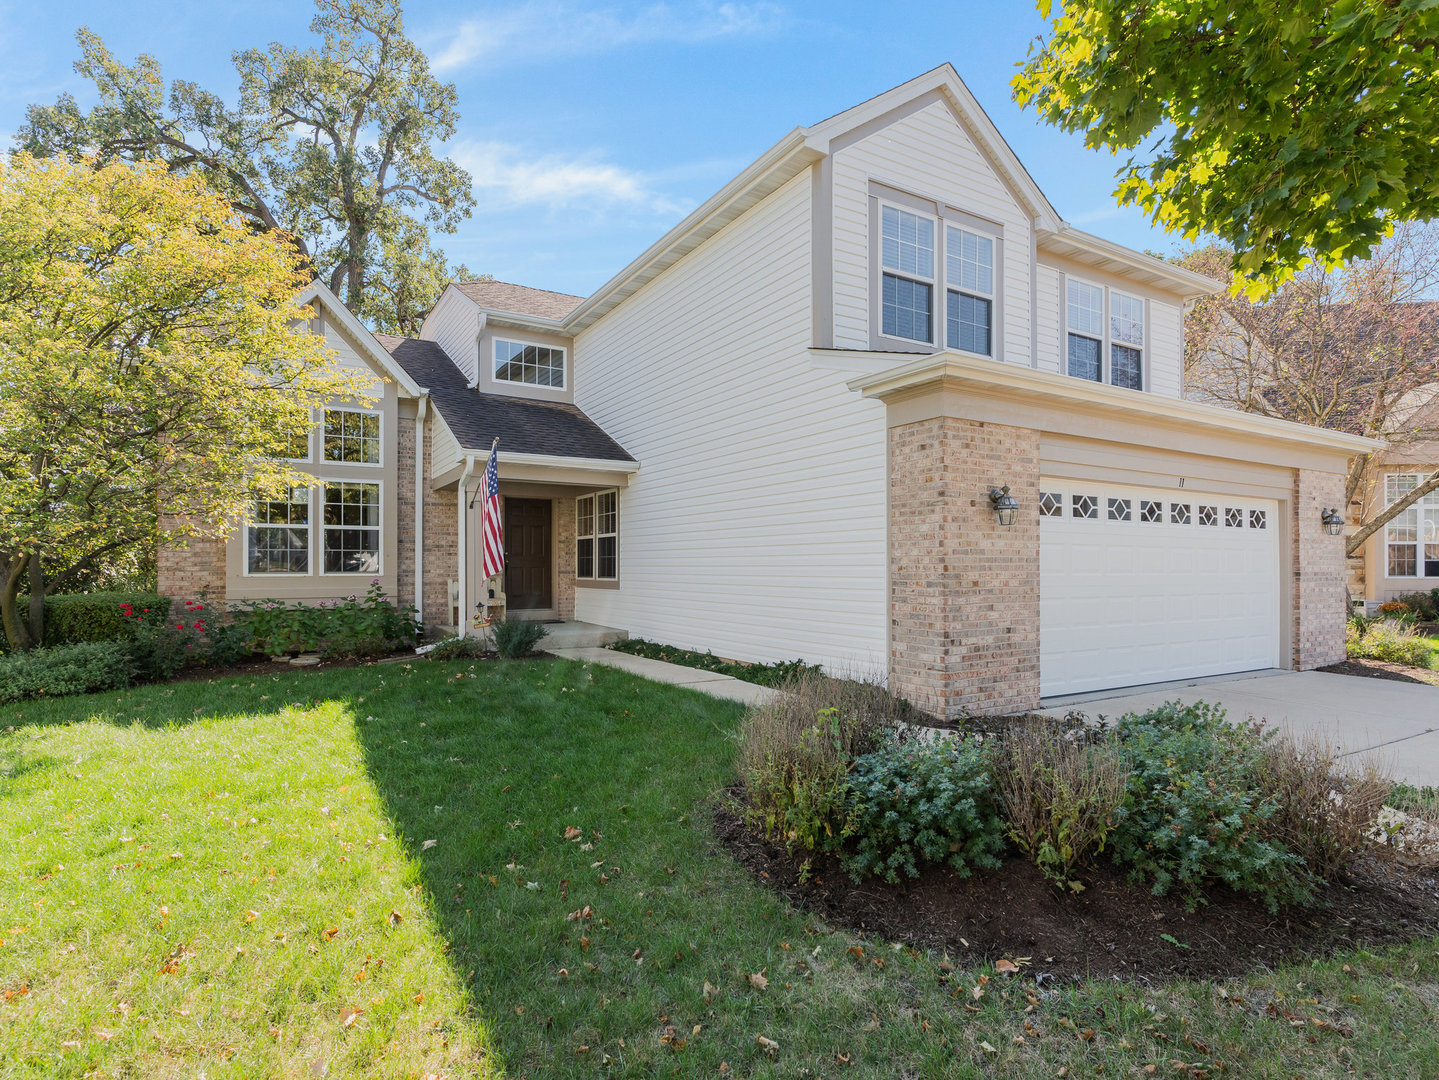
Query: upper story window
1067,280,1145,390
323,408,380,464
945,225,993,357
495,338,566,388
880,205,935,343
1385,473,1439,578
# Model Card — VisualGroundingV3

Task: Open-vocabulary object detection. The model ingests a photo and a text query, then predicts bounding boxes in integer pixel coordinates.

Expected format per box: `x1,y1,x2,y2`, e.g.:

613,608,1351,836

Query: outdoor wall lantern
1321,507,1344,536
989,485,1019,527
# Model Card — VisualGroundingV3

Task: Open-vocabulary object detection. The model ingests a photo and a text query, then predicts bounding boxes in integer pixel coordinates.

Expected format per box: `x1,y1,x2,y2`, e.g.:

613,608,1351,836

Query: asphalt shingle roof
452,280,586,320
373,333,635,463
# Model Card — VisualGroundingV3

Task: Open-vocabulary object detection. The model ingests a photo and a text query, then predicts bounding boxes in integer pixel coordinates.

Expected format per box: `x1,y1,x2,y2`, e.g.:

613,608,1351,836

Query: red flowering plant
126,601,198,681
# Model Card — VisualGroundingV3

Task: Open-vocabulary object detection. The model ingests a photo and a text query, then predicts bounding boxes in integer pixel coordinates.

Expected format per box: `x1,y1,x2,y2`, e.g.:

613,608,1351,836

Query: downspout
457,453,478,636
413,394,428,620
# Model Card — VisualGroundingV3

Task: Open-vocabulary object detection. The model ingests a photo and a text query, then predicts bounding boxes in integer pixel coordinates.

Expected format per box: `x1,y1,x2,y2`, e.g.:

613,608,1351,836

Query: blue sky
0,1,1186,298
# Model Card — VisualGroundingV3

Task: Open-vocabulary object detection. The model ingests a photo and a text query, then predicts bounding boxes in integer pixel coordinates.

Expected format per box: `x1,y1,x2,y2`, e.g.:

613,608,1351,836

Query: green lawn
5,660,1439,1078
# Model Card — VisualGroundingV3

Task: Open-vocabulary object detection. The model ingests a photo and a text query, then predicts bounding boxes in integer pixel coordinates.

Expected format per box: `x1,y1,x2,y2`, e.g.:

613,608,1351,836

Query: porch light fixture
1321,507,1344,536
989,485,1019,527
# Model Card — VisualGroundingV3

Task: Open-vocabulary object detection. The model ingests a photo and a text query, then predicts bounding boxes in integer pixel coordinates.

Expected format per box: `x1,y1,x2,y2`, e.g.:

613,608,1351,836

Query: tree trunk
27,550,45,646
0,555,33,652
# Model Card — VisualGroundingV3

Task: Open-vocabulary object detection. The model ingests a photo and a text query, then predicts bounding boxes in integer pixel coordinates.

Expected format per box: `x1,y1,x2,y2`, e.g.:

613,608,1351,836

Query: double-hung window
575,490,618,581
323,409,380,464
945,226,993,356
322,481,381,574
1067,280,1145,390
1385,474,1439,578
880,205,936,344
247,486,310,574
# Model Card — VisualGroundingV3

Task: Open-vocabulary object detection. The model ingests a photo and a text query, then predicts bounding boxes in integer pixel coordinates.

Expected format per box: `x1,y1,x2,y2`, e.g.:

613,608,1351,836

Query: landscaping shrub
996,720,1129,887
839,734,1005,884
1257,733,1392,879
426,635,490,661
198,620,255,668
491,618,549,659
1346,618,1434,667
609,638,820,687
9,592,171,648
237,581,418,658
738,670,887,857
1109,702,1315,910
0,642,133,704
1392,590,1439,622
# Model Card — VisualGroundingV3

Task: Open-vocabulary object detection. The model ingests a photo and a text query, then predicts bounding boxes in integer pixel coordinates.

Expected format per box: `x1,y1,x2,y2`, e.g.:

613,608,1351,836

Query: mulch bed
1318,658,1439,686
165,653,405,684
713,799,1439,981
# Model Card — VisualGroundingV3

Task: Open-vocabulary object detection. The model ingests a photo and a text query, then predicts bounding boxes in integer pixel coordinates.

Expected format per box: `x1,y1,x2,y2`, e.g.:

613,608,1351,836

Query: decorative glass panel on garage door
1038,480,1281,697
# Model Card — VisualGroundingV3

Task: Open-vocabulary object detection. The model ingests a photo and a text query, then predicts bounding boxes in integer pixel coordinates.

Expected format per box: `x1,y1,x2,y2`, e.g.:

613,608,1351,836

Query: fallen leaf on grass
757,1034,779,1055
979,1040,997,1055
339,1006,363,1028
566,905,594,922
244,910,259,924
421,839,437,851
387,910,403,927
703,980,719,1004
564,826,582,841
994,959,1020,975
746,971,769,991
323,927,339,940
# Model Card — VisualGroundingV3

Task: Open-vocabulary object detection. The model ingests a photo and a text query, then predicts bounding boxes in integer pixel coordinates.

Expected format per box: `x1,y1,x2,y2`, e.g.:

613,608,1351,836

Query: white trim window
945,225,994,357
494,338,566,388
323,408,381,464
1385,473,1439,578
880,204,936,343
576,490,618,581
322,481,381,574
280,425,312,463
247,486,311,574
1067,279,1145,390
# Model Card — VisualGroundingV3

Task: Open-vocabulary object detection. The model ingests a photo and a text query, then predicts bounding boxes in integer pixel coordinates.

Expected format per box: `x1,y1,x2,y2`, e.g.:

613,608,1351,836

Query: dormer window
1066,279,1145,390
495,338,566,388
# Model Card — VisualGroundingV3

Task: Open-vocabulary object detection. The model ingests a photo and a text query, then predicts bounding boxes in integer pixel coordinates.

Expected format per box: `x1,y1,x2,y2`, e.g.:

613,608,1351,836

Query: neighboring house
158,65,1377,716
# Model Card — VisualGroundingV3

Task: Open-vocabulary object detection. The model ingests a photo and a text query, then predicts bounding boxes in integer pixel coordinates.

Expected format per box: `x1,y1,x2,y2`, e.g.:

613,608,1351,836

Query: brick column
554,496,576,621
396,414,417,614
421,421,458,627
888,416,1041,717
157,516,229,609
1293,468,1347,669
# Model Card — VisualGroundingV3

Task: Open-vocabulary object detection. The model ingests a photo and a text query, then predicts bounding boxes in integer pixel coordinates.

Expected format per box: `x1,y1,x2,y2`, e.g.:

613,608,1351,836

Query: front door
504,498,552,612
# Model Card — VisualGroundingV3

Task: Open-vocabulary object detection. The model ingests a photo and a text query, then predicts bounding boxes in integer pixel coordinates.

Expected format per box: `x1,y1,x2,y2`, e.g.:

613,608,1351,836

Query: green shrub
609,638,820,687
1109,702,1315,910
426,635,490,661
491,618,549,659
0,642,133,704
5,593,171,649
236,581,418,658
128,620,197,682
839,734,1005,884
199,621,255,668
1346,618,1433,667
1393,591,1439,622
996,720,1129,887
737,671,887,857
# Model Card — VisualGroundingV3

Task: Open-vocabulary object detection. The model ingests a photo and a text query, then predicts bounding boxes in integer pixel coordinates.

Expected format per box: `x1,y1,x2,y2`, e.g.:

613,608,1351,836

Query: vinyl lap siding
831,99,1033,361
1035,264,1063,374
426,291,479,385
573,173,889,674
1148,298,1184,398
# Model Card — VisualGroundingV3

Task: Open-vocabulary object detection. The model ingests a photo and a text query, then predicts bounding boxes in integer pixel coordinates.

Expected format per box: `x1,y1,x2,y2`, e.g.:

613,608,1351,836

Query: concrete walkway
1044,670,1439,786
541,645,780,706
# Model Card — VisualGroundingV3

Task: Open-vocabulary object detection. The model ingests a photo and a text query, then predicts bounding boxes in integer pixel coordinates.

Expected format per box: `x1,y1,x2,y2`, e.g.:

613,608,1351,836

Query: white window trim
318,478,384,577
243,485,314,577
1063,276,1148,391
877,200,938,347
1384,473,1439,579
575,489,618,582
943,223,997,360
321,406,383,468
493,337,568,391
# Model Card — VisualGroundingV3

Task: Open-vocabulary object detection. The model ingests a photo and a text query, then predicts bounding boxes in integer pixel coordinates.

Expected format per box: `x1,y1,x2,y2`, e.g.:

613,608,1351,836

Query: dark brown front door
504,498,552,611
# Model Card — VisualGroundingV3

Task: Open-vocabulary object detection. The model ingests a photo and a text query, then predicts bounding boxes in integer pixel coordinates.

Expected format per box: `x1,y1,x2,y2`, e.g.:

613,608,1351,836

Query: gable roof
373,333,635,463
452,280,586,320
294,280,425,397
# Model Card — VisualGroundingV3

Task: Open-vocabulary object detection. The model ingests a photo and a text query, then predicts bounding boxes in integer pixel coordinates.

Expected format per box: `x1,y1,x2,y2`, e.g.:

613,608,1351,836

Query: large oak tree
0,154,371,650
16,0,474,332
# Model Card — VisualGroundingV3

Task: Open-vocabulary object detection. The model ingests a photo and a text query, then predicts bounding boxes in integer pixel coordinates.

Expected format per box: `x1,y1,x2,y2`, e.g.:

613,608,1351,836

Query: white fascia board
840,349,1386,456
1038,226,1227,299
296,280,427,397
494,451,640,473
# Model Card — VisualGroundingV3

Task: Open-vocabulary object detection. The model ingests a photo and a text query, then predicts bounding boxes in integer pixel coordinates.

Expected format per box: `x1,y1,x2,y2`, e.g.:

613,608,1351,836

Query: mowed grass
4,660,1439,1078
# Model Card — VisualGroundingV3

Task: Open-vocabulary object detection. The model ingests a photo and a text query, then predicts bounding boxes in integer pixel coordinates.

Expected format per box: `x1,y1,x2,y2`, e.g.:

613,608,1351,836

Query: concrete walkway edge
542,644,780,706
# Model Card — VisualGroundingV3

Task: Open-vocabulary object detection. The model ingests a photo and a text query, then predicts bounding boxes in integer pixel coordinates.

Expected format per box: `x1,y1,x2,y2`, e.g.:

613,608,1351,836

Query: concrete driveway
1043,670,1439,786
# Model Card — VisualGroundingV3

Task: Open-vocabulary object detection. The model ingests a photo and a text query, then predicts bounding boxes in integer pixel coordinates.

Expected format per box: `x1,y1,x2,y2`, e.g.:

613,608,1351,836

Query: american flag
481,440,504,580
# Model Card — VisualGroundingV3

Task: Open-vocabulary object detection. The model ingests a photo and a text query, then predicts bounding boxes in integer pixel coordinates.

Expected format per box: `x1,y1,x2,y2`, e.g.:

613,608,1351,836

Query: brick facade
554,495,576,621
156,518,228,609
888,416,1041,717
396,411,417,616
1293,468,1347,669
421,420,458,627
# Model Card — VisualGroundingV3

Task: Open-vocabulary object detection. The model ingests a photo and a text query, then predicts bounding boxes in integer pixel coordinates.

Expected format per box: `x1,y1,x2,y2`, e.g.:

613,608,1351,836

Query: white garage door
1040,480,1281,697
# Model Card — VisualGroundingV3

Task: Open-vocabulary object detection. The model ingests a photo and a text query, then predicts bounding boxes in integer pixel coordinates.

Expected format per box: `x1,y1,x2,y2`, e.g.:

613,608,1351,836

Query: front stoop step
537,621,629,651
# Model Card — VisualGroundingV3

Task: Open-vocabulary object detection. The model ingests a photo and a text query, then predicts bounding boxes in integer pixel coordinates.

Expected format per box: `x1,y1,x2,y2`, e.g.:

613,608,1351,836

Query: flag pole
480,437,500,630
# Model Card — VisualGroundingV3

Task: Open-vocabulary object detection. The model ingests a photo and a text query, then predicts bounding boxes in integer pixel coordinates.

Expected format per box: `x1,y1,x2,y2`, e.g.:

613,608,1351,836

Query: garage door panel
1040,480,1280,697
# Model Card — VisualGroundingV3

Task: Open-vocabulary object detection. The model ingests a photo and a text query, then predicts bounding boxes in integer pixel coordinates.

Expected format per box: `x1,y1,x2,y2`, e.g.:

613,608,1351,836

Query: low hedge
12,592,172,648
0,641,133,704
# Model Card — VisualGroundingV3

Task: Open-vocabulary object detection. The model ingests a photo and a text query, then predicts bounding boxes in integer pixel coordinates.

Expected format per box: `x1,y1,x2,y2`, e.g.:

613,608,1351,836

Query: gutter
413,393,428,618
456,453,477,636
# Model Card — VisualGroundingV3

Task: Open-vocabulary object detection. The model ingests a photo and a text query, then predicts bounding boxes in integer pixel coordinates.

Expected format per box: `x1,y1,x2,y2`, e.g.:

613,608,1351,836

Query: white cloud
431,2,786,71
454,139,693,217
